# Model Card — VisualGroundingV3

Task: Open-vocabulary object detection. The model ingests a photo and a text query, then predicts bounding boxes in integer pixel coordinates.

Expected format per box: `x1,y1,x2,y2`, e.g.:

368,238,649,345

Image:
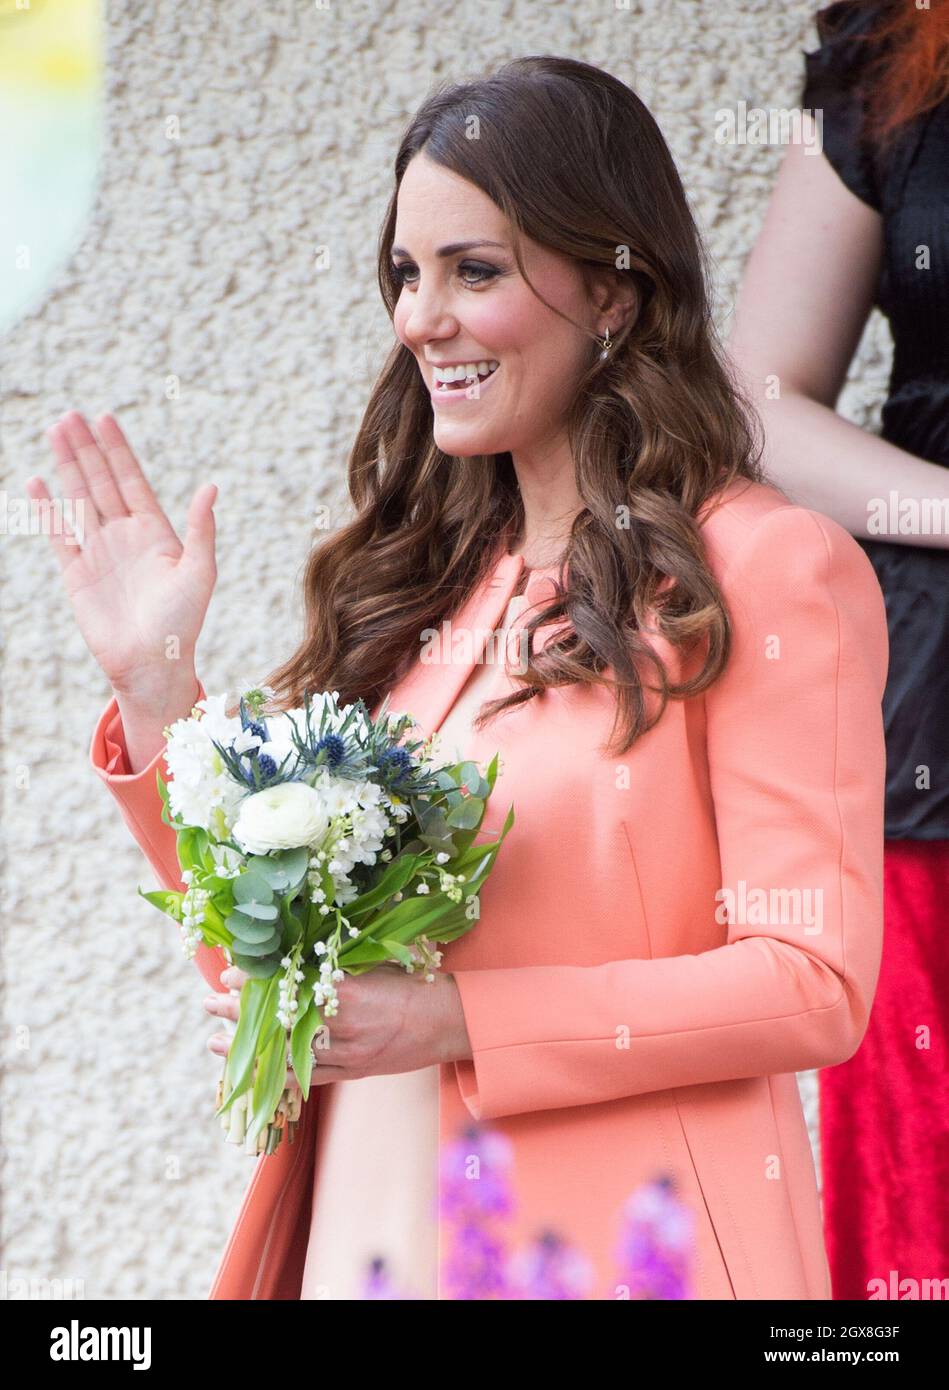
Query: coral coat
88,478,888,1299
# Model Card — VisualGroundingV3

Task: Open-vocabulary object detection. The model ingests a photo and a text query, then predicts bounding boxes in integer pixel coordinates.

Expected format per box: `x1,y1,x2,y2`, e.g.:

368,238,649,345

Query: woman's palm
29,411,217,691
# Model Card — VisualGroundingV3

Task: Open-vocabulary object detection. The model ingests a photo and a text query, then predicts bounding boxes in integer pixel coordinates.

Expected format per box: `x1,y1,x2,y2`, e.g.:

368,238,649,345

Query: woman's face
392,151,601,461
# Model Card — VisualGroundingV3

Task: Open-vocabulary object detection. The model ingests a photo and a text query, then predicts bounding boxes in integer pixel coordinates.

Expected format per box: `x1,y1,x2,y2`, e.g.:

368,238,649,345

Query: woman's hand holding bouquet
145,681,514,1155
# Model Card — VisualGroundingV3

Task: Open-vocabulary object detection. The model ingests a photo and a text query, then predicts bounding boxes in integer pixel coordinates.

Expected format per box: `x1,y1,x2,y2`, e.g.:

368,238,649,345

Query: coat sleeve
88,677,229,994
449,505,889,1122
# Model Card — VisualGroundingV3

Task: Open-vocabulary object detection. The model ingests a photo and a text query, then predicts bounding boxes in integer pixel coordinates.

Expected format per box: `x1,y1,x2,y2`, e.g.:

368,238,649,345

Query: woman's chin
432,421,505,458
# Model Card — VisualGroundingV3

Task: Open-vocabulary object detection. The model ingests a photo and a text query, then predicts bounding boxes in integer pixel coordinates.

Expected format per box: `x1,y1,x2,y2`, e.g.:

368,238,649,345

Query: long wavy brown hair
263,54,768,756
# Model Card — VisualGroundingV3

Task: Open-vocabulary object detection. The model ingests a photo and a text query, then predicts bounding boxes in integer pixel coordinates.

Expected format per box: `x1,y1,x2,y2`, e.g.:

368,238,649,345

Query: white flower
231,781,331,855
209,843,245,878
163,697,246,834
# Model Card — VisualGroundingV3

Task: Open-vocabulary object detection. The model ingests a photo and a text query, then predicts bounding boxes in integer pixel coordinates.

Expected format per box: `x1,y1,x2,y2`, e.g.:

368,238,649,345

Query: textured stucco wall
2,0,890,1299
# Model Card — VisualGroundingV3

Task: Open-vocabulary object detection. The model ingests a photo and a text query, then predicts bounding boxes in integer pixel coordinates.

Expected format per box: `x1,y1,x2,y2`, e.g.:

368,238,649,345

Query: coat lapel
371,546,577,741
378,550,528,740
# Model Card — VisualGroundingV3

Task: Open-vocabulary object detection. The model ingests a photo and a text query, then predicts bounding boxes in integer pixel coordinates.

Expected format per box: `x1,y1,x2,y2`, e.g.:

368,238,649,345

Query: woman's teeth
434,360,499,390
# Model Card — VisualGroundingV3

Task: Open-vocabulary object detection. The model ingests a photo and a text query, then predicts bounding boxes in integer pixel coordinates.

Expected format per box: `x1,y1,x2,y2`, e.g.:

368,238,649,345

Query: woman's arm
31,410,224,989
726,115,949,548
449,505,888,1122
89,675,229,995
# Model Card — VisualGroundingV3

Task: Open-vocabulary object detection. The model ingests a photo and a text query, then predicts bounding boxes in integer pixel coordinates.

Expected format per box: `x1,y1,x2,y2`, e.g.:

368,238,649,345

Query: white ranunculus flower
231,781,332,855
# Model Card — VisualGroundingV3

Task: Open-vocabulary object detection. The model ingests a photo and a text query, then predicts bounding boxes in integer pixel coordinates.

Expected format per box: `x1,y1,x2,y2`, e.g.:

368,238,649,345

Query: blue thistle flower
315,732,346,767
378,745,414,783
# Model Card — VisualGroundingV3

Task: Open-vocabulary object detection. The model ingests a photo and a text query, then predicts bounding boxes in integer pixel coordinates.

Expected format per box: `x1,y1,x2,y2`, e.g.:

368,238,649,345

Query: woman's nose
402,290,458,349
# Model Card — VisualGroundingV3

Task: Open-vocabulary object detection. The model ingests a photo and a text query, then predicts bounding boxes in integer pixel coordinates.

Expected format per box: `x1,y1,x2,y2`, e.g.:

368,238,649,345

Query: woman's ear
585,266,640,337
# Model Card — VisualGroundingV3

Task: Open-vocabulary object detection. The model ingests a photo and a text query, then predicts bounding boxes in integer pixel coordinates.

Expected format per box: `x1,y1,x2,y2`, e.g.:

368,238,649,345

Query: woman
727,0,949,1298
33,54,887,1300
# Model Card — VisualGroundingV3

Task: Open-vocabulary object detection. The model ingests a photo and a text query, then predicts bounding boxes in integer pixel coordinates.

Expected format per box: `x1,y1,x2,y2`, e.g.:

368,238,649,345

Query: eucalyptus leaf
229,911,283,944
233,871,275,907
230,898,279,921
231,949,284,978
233,929,283,957
446,796,484,830
246,855,292,891
278,846,312,892
458,761,487,796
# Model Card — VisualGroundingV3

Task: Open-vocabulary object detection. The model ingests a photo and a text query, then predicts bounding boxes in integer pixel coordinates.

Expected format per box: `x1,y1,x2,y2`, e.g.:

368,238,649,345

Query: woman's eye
391,262,498,288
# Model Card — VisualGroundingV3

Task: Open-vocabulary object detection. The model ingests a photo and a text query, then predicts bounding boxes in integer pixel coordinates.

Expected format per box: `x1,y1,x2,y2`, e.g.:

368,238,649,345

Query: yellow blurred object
0,0,100,88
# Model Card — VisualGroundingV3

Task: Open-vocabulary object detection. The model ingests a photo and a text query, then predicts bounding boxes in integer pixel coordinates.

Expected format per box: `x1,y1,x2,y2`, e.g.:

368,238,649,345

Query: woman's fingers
58,411,130,522
44,418,101,540
206,1031,302,1092
94,412,168,520
204,991,240,1023
23,471,83,573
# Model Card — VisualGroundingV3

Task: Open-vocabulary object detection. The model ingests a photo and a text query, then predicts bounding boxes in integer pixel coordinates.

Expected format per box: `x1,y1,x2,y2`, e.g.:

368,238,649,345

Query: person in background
727,0,949,1299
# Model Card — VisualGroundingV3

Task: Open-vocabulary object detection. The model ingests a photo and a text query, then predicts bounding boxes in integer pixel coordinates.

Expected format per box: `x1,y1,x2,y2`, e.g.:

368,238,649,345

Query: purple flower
506,1228,595,1300
439,1122,517,1299
614,1175,695,1300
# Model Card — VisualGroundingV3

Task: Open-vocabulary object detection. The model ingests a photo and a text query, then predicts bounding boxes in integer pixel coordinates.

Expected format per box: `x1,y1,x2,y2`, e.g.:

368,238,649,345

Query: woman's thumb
181,482,217,574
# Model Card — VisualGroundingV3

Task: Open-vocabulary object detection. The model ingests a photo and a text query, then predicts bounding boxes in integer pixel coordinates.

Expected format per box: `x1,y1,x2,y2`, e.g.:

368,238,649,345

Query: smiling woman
44,52,889,1301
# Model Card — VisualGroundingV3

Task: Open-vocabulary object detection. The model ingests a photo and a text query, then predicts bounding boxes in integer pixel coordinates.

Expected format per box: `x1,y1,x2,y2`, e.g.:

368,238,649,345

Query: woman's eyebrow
390,239,508,258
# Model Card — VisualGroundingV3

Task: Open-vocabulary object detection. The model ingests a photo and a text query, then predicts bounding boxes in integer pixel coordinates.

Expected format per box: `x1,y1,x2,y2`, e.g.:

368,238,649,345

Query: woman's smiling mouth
430,359,500,403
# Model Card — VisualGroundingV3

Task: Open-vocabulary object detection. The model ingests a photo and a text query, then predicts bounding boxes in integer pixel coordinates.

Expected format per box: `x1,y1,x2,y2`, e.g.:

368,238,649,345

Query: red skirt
819,838,949,1299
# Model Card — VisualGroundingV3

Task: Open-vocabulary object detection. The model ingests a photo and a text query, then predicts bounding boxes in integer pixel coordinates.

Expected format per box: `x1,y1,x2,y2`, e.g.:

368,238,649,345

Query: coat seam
466,976,848,1055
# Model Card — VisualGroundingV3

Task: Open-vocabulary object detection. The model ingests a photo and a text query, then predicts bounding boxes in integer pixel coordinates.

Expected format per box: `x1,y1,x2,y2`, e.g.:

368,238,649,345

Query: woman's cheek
392,297,415,349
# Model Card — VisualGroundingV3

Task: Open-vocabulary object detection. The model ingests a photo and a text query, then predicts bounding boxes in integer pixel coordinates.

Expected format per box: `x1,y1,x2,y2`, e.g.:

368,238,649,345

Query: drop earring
598,325,612,360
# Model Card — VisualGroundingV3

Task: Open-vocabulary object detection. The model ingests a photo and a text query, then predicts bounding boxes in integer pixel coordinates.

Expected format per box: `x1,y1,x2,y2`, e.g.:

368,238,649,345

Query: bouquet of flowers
139,681,514,1156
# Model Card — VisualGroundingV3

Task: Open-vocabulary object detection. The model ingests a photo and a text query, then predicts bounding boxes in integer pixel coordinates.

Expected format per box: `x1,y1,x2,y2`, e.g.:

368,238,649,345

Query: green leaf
342,853,423,920
247,1026,290,1143
229,910,283,944
156,768,173,826
280,887,304,925
215,973,282,1112
230,898,279,921
445,796,484,830
459,761,489,798
379,938,415,966
289,984,323,1101
246,855,292,891
417,809,453,844
137,886,184,920
339,897,458,964
233,930,283,957
279,845,312,892
233,871,275,908
198,898,232,947
231,949,284,978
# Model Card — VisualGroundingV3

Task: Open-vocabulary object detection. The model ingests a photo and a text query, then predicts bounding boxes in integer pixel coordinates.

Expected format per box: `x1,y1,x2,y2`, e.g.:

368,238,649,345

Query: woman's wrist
434,973,472,1064
112,667,202,774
